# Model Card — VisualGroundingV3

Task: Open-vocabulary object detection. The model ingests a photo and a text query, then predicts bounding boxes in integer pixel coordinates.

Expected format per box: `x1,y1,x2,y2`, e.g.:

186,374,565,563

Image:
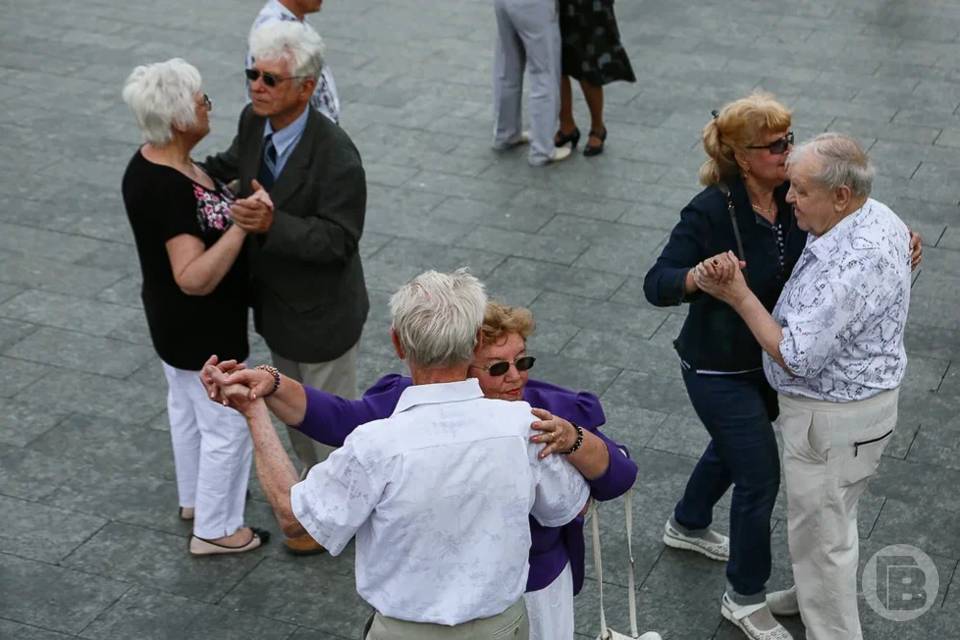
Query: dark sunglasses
747,131,794,154
245,68,309,88
201,93,212,110
472,356,536,377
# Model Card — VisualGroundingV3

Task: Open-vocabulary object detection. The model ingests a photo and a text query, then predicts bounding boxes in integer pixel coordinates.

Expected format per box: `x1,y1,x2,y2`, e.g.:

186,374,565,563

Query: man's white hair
390,268,488,368
787,132,875,198
122,58,201,146
249,20,325,82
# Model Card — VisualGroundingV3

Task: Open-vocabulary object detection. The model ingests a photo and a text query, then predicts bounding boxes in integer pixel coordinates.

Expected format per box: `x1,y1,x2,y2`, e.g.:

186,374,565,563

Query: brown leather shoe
284,533,326,556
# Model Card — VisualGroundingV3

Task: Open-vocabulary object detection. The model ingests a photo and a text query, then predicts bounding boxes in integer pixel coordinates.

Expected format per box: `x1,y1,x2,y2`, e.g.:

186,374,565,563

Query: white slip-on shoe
721,593,793,640
662,518,730,561
492,131,531,151
766,585,799,616
189,527,270,556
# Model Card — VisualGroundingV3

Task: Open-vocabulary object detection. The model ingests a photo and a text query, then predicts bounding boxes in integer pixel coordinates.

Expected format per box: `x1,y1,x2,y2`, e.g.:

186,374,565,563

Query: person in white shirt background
248,0,340,124
207,268,590,640
694,132,912,640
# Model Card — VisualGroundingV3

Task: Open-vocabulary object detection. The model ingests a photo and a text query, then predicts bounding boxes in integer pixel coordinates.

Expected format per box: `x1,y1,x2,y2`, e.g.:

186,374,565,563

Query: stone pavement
1,0,959,638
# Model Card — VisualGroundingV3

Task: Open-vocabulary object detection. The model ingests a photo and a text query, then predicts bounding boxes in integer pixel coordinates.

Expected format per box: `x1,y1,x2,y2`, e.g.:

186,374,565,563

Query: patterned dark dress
560,0,636,86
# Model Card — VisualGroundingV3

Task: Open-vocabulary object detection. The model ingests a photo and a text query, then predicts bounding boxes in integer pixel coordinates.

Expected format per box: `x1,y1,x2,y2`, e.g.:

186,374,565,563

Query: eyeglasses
245,68,309,88
747,131,794,155
470,356,536,377
201,93,212,110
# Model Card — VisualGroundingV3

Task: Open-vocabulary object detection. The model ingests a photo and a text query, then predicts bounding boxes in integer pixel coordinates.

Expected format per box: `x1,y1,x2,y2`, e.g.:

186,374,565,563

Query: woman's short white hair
249,20,325,82
390,268,488,368
122,58,201,146
787,132,875,198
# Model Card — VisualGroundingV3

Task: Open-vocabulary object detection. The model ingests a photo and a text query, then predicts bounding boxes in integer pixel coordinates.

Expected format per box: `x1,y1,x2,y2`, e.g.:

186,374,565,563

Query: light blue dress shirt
263,105,309,179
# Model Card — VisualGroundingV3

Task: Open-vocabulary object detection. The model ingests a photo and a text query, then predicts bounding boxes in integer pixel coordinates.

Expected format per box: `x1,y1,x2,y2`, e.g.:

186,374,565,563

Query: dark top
643,177,807,372
121,149,248,371
560,0,636,85
296,373,639,595
203,105,368,363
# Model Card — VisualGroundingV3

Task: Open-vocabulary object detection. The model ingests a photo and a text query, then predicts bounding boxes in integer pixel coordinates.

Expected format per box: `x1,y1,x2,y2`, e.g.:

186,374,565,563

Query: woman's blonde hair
481,301,535,346
698,91,792,187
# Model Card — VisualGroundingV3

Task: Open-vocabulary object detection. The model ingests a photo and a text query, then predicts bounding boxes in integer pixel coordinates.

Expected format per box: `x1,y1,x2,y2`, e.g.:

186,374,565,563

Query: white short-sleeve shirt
290,379,589,625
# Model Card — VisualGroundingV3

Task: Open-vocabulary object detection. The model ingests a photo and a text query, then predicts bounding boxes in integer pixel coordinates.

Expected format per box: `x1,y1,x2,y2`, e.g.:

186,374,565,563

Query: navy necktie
257,133,277,190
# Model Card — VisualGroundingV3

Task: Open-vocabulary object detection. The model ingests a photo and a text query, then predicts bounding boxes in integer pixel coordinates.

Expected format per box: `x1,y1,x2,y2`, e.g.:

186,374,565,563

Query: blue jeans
673,366,780,600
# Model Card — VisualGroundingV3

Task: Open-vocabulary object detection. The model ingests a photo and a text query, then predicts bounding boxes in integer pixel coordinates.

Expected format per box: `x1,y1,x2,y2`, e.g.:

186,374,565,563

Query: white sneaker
720,593,793,640
662,518,730,561
533,145,572,166
492,131,531,151
766,585,799,616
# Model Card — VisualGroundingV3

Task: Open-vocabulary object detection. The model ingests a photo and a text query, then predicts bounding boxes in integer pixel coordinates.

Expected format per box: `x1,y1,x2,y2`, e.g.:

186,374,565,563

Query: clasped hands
230,179,274,234
200,355,275,417
692,251,750,306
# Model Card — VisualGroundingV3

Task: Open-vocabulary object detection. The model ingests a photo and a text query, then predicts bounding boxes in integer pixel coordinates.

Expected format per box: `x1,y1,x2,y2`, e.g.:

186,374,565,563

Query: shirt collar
263,105,310,157
392,379,485,416
806,199,872,262
267,0,301,21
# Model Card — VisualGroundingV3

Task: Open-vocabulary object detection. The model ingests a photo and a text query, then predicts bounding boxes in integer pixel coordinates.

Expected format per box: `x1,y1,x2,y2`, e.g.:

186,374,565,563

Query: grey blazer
205,104,368,363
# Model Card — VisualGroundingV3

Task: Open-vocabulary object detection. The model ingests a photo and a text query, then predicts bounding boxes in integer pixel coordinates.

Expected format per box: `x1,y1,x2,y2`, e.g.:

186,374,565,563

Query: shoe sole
662,532,729,561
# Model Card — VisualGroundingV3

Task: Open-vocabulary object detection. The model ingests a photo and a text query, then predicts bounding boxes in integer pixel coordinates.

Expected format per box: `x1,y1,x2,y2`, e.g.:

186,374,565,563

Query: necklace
751,201,775,216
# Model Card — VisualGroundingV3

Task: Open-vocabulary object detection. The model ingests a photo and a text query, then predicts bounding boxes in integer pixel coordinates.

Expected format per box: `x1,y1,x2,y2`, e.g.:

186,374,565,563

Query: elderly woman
695,133,912,640
203,301,645,640
120,59,269,556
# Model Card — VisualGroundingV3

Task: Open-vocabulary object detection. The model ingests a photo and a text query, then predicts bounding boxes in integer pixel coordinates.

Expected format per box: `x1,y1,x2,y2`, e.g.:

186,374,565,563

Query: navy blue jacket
643,177,807,372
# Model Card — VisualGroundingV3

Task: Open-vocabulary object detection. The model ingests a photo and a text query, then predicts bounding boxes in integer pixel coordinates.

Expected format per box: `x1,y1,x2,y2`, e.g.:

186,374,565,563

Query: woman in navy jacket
644,92,802,640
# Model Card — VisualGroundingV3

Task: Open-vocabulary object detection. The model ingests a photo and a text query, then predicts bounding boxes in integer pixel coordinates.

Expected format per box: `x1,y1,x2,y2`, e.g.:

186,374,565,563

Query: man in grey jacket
205,19,367,555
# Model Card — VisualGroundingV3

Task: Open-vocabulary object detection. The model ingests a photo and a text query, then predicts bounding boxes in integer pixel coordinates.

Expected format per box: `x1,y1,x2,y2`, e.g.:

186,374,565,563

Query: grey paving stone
871,497,960,559
0,397,68,447
28,414,173,480
458,226,589,266
486,257,625,301
15,370,165,425
562,328,683,379
530,292,668,340
62,522,265,603
0,553,129,635
221,558,370,636
0,249,122,298
371,236,506,278
0,494,106,563
94,274,143,309
79,586,298,640
524,352,623,398
0,619,75,640
0,355,50,399
0,290,142,338
646,413,711,460
602,370,699,418
3,327,155,378
429,196,555,234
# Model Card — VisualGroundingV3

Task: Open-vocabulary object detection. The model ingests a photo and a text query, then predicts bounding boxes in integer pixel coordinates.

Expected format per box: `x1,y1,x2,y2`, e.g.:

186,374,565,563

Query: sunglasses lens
515,356,536,372
244,68,258,81
487,362,510,376
245,69,277,87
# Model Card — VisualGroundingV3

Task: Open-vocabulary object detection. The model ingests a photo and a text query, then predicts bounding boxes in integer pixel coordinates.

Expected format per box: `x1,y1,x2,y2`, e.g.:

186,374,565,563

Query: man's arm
243,400,305,538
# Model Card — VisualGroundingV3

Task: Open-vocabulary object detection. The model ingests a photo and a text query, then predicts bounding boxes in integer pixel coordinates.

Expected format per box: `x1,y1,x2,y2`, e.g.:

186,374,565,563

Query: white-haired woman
695,133,912,640
121,58,269,556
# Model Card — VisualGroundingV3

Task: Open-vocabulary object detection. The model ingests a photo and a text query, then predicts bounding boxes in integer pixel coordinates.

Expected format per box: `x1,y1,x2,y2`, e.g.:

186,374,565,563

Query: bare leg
579,79,605,146
557,74,577,141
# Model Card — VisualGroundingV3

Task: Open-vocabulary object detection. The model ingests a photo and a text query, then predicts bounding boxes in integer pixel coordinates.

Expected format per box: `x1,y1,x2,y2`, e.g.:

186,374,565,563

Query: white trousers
778,389,899,640
271,341,359,474
163,363,253,539
524,562,575,640
492,0,561,165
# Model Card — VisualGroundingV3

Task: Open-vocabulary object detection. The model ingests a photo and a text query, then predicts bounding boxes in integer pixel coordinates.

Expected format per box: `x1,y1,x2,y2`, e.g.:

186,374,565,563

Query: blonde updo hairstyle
698,92,792,187
481,302,535,346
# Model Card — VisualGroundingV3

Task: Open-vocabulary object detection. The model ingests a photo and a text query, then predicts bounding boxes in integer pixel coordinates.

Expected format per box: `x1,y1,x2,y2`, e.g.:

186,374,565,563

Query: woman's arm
166,225,247,296
643,202,710,306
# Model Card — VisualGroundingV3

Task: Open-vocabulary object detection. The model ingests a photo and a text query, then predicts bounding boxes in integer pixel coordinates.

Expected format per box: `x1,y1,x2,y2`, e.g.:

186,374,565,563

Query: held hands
530,408,577,459
200,355,274,417
909,230,923,271
230,179,274,234
692,251,750,306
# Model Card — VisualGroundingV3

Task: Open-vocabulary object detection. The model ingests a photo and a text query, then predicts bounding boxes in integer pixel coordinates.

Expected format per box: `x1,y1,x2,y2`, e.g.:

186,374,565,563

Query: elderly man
204,20,368,555
247,0,340,123
211,269,590,639
695,133,911,640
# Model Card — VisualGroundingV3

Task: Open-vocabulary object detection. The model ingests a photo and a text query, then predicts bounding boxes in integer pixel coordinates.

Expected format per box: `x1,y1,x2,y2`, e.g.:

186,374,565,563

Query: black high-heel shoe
584,128,607,157
554,126,581,149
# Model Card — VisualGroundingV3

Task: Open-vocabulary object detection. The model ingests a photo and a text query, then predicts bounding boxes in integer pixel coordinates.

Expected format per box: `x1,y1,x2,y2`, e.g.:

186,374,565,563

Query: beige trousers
364,599,528,640
271,341,359,474
778,389,899,640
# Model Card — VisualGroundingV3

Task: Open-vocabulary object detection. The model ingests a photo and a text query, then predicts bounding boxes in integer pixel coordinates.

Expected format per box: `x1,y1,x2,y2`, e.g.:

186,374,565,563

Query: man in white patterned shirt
247,0,340,124
693,133,911,640
215,269,589,640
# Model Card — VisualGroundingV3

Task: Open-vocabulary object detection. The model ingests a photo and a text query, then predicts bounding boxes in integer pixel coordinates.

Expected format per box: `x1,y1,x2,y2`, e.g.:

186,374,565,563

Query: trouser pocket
836,424,894,487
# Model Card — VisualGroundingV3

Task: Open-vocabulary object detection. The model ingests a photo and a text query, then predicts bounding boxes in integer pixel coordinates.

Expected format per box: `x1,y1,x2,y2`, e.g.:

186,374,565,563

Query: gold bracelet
254,364,280,397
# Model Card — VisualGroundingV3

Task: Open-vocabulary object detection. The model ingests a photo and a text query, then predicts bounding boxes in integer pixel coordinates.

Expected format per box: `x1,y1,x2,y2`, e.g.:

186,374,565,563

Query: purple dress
295,373,638,595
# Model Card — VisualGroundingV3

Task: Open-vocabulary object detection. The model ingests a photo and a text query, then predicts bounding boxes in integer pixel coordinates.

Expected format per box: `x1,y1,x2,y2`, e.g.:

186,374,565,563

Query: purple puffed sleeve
296,374,409,446
584,426,638,502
